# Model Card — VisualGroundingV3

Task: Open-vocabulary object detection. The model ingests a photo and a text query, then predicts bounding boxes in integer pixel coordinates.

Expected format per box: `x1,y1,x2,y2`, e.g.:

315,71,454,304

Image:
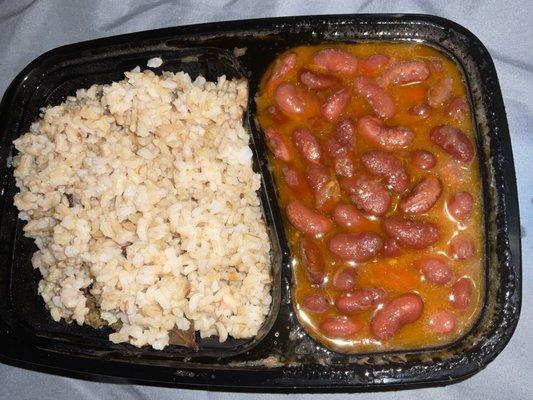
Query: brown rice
12,68,271,350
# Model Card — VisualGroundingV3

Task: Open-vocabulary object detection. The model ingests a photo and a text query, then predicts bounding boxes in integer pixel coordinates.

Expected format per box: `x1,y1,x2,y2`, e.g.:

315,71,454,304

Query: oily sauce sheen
256,43,484,353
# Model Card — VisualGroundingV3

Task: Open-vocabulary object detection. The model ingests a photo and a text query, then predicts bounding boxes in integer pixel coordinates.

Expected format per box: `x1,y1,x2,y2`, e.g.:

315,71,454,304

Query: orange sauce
256,43,484,353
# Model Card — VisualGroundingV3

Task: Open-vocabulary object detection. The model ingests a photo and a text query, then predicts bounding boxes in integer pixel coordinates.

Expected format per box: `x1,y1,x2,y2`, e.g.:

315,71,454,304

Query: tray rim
0,12,521,391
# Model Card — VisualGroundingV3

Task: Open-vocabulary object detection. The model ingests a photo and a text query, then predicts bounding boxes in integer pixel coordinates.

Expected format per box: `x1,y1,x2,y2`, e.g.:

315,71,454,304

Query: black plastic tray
0,14,521,391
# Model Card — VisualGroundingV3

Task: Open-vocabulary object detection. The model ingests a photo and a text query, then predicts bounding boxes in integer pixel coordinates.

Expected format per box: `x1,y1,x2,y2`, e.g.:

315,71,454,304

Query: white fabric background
0,1,531,399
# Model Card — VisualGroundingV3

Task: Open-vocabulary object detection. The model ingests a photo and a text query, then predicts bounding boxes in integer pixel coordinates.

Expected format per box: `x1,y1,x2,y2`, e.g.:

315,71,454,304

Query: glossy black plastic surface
0,14,521,391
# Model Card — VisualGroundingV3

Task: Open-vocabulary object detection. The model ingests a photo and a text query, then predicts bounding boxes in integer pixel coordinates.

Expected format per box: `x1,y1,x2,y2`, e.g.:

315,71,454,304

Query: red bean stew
256,43,484,353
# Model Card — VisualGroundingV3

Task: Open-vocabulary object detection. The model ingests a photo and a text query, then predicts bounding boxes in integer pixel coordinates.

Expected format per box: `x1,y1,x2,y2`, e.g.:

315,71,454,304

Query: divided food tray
0,14,520,391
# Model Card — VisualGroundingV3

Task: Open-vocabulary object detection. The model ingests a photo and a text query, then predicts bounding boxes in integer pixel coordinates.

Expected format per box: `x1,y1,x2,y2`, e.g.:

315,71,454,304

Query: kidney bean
305,163,329,192
321,88,351,122
359,54,390,73
305,163,341,210
447,191,474,222
430,125,475,163
370,293,424,340
449,234,475,260
383,238,402,257
302,293,331,313
417,256,453,284
286,200,333,237
299,69,339,90
333,154,356,178
377,61,430,86
299,236,326,285
339,175,391,216
440,158,468,185
268,52,297,85
282,165,299,187
332,203,367,232
293,128,322,164
336,287,387,314
281,164,307,191
328,232,383,262
334,117,356,145
322,134,355,177
409,103,431,118
333,268,357,291
399,176,442,214
312,48,358,75
320,316,362,337
357,115,414,150
361,150,409,193
354,76,395,119
410,149,437,170
275,83,304,115
427,310,457,334
427,77,453,108
322,135,348,158
264,105,288,123
447,97,469,122
426,57,444,75
264,128,292,162
316,178,341,211
449,277,473,310
382,216,441,249
275,83,319,117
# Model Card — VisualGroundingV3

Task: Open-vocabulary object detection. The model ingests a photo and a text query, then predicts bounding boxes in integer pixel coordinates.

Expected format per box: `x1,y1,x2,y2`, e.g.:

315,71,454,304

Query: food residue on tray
256,43,483,353
147,57,163,68
13,67,271,350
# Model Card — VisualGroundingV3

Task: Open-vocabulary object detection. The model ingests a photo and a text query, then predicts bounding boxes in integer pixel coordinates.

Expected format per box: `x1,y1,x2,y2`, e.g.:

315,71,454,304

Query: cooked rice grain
12,68,271,350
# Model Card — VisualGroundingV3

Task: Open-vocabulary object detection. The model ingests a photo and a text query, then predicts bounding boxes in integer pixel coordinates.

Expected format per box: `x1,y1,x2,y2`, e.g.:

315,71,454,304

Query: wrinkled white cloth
0,1,531,399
